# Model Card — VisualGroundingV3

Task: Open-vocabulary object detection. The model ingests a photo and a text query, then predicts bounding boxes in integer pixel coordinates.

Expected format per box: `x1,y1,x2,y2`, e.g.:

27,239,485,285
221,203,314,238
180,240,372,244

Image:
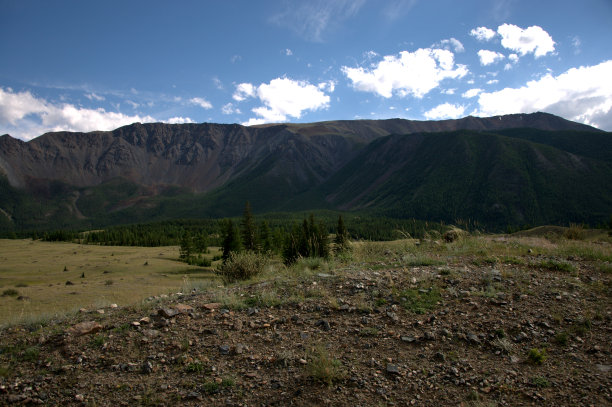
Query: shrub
306,345,345,386
216,251,268,284
1,289,19,297
527,348,547,365
564,224,586,240
531,260,575,273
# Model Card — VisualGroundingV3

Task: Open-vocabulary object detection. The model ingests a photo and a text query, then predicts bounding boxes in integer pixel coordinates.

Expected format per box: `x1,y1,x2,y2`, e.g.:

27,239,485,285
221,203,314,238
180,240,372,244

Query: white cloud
125,100,139,109
571,36,581,55
189,97,212,109
442,88,456,95
165,116,195,124
477,50,505,66
232,83,256,101
462,88,483,98
470,26,496,42
497,24,555,58
285,48,293,56
317,80,336,93
85,92,105,101
213,77,224,90
424,102,465,120
381,0,418,21
342,48,468,98
239,77,331,125
221,103,241,115
475,60,612,130
0,87,155,140
486,79,499,85
270,0,366,42
439,38,465,53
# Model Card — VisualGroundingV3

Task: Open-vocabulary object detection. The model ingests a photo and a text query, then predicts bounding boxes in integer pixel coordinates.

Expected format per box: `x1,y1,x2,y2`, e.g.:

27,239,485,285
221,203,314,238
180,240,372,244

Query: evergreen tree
334,215,349,253
241,201,257,252
259,221,272,253
179,230,193,260
221,219,241,262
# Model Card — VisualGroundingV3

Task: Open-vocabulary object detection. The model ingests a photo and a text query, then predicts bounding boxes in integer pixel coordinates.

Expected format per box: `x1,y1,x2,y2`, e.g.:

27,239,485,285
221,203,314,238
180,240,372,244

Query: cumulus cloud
439,38,465,53
189,97,212,109
284,48,293,56
424,102,465,120
497,24,555,58
165,116,195,124
221,103,241,115
342,48,468,98
270,0,366,42
462,88,483,98
475,60,612,130
0,87,156,140
477,50,505,66
232,83,256,101
236,77,332,125
470,26,496,41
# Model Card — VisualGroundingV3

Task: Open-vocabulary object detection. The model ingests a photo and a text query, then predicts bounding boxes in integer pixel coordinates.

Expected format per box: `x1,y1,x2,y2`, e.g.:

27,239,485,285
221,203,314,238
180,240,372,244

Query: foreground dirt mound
1,237,610,406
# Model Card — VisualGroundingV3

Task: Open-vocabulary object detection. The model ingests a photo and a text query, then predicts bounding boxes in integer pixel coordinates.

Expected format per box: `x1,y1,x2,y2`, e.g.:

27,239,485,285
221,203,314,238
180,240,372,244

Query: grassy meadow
0,239,219,326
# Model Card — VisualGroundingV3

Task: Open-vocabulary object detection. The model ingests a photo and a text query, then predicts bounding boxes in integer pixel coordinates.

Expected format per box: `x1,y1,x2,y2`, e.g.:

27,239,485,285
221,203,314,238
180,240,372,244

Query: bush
216,251,268,284
564,224,586,240
2,289,19,297
527,348,547,365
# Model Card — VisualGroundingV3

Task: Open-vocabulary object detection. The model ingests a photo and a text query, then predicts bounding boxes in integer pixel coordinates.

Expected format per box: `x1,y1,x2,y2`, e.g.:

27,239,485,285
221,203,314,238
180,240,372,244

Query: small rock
315,319,331,331
75,394,85,402
233,319,243,331
299,358,307,365
433,352,446,362
175,303,193,314
219,345,230,355
96,309,105,314
141,361,153,374
513,332,529,343
401,336,416,343
158,308,178,318
131,321,140,327
386,364,400,375
247,307,259,316
139,317,150,325
467,333,481,344
110,303,118,308
69,321,103,336
203,303,221,311
596,364,611,372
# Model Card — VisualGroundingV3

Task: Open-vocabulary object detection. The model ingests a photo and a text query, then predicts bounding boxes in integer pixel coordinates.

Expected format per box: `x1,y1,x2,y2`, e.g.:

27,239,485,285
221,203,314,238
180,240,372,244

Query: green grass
0,239,213,325
527,348,547,365
398,286,442,314
531,260,576,273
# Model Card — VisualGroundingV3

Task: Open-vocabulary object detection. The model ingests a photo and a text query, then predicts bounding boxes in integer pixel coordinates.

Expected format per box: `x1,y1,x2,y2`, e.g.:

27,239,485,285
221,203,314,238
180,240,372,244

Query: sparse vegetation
305,345,345,386
527,348,547,365
216,251,268,284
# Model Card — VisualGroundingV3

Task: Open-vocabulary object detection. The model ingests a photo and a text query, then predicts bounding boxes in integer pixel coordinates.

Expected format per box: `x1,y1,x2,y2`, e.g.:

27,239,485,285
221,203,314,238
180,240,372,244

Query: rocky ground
1,235,610,406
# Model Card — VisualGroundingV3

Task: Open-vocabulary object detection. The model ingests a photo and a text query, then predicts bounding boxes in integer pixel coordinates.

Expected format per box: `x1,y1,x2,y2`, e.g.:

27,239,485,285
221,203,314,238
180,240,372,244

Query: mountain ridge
0,112,610,232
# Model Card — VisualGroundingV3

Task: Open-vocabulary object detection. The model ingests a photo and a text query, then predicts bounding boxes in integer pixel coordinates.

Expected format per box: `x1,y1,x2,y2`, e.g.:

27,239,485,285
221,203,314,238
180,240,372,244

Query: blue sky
1,0,611,140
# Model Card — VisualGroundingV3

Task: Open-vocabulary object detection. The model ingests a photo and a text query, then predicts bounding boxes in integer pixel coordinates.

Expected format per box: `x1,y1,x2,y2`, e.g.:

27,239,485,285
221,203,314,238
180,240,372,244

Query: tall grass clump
216,251,268,284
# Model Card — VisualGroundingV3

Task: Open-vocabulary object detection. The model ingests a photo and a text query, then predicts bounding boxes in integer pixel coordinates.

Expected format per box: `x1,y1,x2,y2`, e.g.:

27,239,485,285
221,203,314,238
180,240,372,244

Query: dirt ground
0,235,610,406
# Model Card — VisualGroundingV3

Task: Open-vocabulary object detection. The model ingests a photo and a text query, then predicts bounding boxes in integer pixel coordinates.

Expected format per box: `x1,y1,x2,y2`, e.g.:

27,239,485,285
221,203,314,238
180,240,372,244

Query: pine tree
241,201,257,252
179,230,193,260
222,219,241,262
334,215,349,253
259,221,272,253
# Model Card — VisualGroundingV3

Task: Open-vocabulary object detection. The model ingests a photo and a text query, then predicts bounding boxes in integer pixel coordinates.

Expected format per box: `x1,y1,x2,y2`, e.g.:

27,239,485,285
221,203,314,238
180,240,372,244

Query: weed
530,376,551,388
359,327,379,337
105,280,114,286
202,381,219,394
22,346,40,362
91,335,106,347
306,345,345,386
527,348,547,365
185,361,204,373
492,337,513,354
0,366,10,377
598,263,612,274
553,332,569,346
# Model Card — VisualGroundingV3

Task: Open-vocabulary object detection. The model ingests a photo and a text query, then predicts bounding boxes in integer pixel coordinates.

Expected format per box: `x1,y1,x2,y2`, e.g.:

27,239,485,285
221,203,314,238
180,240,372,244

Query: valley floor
1,235,611,406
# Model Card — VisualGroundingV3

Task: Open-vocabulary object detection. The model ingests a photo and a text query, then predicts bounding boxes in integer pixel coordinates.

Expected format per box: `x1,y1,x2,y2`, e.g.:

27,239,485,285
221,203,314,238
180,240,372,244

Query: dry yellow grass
0,239,219,325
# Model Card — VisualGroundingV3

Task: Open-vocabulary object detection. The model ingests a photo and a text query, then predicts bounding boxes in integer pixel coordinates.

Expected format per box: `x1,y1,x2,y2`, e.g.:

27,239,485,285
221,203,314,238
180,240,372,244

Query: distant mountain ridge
0,112,610,232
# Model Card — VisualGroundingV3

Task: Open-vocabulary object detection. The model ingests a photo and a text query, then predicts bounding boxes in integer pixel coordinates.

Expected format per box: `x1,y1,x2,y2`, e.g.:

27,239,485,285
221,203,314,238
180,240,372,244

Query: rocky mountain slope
0,112,609,231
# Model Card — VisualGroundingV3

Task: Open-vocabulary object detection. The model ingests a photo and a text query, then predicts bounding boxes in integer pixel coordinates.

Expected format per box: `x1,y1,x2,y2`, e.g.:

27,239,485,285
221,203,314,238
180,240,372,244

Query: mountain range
1,112,611,232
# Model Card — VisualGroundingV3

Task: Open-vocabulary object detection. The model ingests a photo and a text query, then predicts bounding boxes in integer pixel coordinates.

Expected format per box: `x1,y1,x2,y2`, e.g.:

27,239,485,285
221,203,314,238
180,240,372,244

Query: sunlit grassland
0,239,220,325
